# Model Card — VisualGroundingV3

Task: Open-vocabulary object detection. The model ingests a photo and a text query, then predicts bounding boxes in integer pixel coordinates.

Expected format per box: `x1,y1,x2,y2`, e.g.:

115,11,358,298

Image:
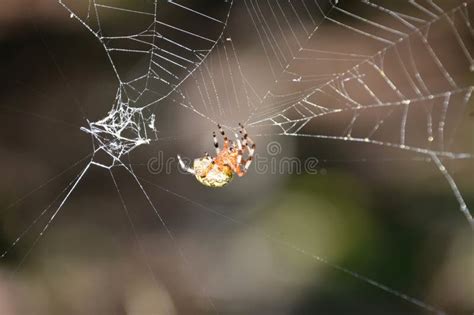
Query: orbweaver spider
177,123,256,188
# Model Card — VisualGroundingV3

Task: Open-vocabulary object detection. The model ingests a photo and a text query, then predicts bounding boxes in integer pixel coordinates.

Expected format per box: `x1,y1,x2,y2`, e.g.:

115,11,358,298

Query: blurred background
0,1,473,314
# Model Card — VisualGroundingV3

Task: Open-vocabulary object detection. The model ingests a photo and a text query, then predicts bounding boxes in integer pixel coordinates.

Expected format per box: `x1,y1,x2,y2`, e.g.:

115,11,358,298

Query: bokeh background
0,1,473,314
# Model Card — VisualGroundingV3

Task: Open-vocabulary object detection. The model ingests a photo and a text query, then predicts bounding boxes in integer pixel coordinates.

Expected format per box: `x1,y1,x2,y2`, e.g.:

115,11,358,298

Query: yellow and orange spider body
193,156,234,188
178,123,255,188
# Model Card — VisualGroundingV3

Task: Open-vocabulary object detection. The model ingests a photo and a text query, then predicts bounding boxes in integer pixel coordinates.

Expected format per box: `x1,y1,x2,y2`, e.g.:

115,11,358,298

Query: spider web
168,0,474,227
241,1,474,230
1,0,473,314
60,0,233,161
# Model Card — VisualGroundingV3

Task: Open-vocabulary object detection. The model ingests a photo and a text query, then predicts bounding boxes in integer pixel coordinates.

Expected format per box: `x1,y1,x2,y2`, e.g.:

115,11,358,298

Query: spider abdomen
193,158,233,188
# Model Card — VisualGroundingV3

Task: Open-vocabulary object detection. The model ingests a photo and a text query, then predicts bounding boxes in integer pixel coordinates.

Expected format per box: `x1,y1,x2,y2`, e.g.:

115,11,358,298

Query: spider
177,123,256,188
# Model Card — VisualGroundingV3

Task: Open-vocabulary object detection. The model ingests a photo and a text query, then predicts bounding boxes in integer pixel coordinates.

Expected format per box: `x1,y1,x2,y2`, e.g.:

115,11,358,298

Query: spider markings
178,123,256,188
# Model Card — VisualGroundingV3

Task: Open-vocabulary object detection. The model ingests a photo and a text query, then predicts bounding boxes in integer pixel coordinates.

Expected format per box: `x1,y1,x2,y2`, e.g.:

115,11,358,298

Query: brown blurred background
0,1,473,315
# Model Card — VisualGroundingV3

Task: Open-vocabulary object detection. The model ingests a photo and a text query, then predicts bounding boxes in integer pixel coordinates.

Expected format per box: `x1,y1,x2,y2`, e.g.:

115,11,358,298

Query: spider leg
239,123,256,172
231,153,247,177
230,163,245,177
234,133,243,150
218,124,229,150
213,131,220,154
234,132,243,166
201,159,216,178
177,155,196,175
243,156,253,172
243,141,256,172
229,137,246,177
239,123,250,148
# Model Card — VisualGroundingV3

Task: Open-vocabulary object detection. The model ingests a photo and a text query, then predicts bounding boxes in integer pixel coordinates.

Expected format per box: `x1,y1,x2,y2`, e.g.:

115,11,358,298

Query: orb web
1,1,473,314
